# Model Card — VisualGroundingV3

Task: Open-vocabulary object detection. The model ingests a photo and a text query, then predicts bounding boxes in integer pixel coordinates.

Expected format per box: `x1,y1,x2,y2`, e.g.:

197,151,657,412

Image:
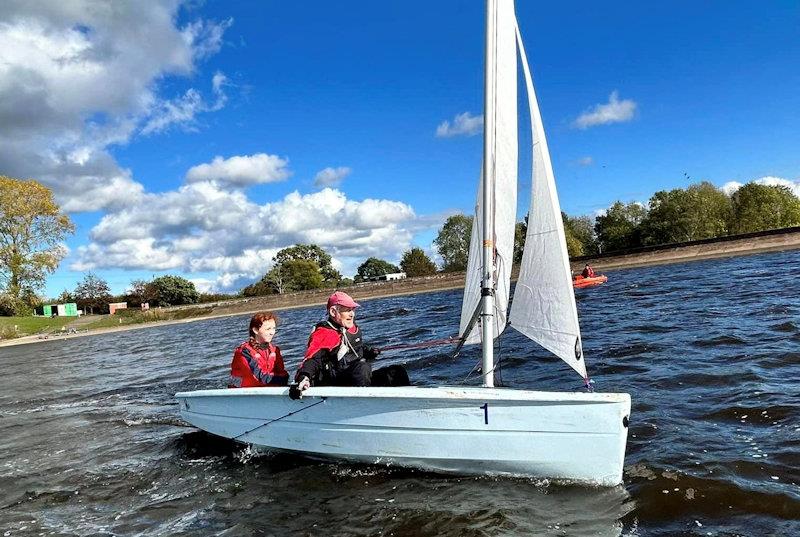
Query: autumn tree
434,214,473,272
356,257,400,282
400,248,437,277
74,273,112,314
128,279,157,307
0,176,75,314
729,183,800,234
562,213,597,257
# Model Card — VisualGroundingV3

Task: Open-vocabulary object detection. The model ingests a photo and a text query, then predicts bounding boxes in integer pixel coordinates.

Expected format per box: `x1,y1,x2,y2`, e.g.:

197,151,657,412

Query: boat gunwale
175,386,630,404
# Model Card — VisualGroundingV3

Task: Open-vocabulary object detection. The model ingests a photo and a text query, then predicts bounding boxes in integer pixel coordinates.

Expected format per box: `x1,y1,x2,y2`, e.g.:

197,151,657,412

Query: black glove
289,384,303,400
363,346,381,361
289,375,311,400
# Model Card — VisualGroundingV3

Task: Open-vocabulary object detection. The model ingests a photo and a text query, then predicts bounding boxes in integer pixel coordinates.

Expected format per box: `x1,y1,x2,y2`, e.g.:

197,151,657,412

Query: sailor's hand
363,346,381,361
290,377,311,400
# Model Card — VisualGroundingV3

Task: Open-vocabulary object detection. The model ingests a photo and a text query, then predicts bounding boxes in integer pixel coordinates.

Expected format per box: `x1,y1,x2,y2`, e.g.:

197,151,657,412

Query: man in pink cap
291,291,381,397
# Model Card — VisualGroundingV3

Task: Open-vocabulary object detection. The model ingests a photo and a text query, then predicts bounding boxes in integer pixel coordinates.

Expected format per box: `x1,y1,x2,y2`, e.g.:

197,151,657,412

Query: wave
691,335,748,347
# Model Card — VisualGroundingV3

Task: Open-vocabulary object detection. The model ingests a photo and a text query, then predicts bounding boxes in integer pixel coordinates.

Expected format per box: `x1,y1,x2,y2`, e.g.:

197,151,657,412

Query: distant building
368,272,407,282
41,303,79,317
109,302,128,315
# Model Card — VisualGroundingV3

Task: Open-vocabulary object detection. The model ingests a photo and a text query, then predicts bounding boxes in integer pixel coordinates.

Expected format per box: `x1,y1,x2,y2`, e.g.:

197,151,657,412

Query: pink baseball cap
327,291,360,309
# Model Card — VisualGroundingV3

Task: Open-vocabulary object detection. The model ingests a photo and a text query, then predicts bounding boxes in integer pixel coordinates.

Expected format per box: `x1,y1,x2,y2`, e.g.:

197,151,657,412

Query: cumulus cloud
722,176,800,197
436,112,483,138
73,185,421,292
0,2,232,212
314,166,351,188
185,153,291,187
573,91,637,130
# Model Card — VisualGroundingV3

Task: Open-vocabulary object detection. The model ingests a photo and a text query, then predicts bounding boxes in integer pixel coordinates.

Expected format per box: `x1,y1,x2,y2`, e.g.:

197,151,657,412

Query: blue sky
1,1,798,298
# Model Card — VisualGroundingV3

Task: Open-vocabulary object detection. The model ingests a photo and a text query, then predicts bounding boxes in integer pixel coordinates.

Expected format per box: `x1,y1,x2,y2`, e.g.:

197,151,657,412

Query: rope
233,397,327,441
377,337,460,353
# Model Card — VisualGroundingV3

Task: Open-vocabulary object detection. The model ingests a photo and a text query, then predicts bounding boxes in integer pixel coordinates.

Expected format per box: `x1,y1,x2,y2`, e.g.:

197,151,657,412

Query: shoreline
3,228,799,348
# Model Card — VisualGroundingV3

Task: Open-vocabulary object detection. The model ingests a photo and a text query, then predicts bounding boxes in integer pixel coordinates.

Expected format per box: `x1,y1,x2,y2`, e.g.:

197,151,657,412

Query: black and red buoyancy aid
310,320,365,366
229,340,289,388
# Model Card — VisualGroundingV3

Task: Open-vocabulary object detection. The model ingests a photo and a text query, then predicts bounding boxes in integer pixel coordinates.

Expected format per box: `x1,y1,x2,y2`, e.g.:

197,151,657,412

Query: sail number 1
480,403,488,424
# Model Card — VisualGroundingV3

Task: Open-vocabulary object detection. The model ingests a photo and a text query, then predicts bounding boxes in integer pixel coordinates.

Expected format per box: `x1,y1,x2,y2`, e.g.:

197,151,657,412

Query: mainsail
457,0,587,379
458,0,517,345
508,22,587,379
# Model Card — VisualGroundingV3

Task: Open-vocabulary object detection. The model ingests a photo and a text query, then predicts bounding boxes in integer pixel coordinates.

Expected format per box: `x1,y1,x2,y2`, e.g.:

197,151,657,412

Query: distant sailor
290,291,409,399
581,264,596,278
229,311,289,388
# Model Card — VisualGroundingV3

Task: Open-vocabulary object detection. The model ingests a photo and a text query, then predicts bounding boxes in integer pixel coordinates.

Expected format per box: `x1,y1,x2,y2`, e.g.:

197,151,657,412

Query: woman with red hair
229,311,289,388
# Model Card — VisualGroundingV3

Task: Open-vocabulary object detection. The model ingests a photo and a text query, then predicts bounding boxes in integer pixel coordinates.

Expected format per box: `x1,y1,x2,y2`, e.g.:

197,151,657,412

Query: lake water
1,250,799,536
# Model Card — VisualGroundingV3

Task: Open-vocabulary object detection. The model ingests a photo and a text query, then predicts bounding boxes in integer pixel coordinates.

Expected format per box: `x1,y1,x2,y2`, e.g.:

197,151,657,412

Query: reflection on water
1,250,799,535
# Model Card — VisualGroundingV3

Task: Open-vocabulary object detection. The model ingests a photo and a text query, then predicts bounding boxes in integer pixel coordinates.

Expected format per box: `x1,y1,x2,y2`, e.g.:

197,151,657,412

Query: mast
481,0,497,387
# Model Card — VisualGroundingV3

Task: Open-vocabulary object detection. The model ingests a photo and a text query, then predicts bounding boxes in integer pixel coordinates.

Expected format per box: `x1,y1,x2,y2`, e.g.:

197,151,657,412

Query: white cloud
0,2,232,212
73,184,422,292
185,153,291,187
722,176,800,198
573,91,637,130
314,166,352,188
436,112,483,138
577,156,594,167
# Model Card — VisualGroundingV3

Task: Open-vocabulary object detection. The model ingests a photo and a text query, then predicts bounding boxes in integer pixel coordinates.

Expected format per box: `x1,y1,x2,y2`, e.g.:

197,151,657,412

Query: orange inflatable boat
572,274,608,288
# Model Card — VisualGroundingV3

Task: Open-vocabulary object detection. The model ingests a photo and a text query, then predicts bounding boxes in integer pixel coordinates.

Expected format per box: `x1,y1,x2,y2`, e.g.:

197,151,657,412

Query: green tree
0,176,75,314
514,219,527,263
434,214,473,272
729,183,800,234
400,247,438,277
641,182,733,245
56,289,75,304
356,257,400,282
149,275,199,306
74,272,112,314
273,244,341,284
282,259,323,290
594,201,647,252
685,181,733,239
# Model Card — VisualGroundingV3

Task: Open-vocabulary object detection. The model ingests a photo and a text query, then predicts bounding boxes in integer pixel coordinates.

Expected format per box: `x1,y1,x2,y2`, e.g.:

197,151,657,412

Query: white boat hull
175,386,630,486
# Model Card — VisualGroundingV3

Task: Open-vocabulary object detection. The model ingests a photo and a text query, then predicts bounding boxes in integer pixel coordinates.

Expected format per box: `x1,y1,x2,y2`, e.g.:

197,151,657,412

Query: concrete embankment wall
571,226,800,272
187,227,800,317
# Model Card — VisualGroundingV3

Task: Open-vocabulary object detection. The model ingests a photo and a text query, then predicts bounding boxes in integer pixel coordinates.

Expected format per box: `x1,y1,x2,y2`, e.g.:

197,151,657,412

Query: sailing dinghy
176,0,630,486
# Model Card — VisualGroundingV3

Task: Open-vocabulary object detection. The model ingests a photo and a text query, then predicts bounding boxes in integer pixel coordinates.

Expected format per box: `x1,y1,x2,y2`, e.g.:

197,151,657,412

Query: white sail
509,22,587,379
459,0,518,345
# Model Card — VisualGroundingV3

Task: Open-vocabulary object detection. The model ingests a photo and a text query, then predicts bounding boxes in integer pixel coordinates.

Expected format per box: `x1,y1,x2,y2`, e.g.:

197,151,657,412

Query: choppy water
1,251,799,536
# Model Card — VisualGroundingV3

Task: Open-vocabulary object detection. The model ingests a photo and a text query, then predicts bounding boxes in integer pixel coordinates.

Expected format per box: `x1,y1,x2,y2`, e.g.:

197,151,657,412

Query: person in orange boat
229,311,289,388
581,263,596,278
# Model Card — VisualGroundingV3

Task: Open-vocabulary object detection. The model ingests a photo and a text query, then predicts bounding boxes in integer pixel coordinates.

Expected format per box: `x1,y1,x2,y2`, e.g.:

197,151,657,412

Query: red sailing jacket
294,321,364,384
229,340,289,388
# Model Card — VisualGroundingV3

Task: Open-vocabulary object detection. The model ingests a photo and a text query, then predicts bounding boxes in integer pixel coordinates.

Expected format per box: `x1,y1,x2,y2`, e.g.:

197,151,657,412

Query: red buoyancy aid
229,340,289,388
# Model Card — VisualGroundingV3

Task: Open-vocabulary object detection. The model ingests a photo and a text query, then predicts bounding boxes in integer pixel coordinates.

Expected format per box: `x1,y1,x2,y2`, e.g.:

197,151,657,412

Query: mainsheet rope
233,397,327,441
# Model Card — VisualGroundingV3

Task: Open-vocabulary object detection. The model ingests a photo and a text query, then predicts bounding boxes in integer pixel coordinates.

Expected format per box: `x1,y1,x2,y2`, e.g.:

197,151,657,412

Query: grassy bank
0,316,72,338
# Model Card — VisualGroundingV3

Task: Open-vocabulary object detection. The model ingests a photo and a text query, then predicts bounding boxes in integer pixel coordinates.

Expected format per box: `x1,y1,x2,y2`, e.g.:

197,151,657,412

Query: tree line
2,175,799,315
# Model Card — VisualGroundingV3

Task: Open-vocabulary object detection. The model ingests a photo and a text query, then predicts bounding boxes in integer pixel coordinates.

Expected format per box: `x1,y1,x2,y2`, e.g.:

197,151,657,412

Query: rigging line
233,398,327,441
452,301,483,359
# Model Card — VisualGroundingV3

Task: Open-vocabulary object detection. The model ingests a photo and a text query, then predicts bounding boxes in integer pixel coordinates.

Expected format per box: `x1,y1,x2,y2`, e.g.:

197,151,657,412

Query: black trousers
331,359,372,387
